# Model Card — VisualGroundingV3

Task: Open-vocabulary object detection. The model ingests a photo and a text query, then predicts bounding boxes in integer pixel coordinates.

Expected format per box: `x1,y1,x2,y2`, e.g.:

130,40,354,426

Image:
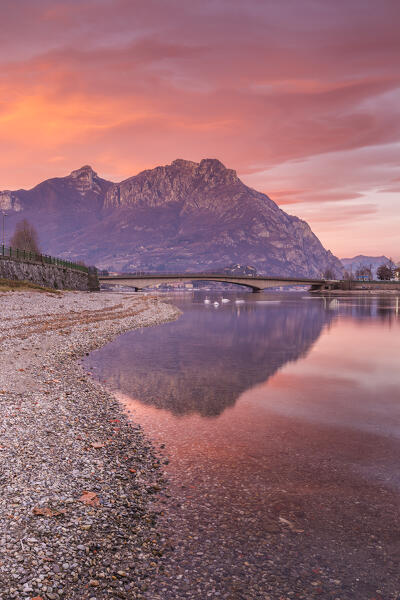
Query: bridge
99,273,330,292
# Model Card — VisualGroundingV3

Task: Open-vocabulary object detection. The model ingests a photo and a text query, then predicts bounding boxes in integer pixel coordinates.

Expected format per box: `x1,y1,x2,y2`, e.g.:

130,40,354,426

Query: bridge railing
106,271,263,278
0,245,89,273
101,271,325,282
113,271,259,277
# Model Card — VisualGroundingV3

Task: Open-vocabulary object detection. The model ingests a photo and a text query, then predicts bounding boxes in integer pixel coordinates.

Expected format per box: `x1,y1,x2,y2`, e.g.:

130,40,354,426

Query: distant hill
0,159,344,278
341,255,392,278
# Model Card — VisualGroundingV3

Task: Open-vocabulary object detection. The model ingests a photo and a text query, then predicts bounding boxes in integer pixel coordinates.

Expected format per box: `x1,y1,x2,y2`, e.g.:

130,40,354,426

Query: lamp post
2,212,7,247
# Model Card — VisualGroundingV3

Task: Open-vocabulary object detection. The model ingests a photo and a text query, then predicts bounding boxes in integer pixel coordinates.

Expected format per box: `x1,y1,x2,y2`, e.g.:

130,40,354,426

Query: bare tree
10,219,40,254
323,268,335,279
377,264,393,281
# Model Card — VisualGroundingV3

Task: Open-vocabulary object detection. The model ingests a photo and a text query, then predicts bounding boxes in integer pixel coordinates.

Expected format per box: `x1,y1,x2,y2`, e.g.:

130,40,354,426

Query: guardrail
112,271,259,277
1,245,89,273
101,271,325,282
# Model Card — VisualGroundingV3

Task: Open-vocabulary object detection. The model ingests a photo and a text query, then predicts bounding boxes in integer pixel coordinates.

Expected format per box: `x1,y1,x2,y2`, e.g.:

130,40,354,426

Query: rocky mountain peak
171,159,198,169
197,158,238,185
199,158,228,171
69,165,100,193
169,158,237,182
70,164,96,177
1,159,344,278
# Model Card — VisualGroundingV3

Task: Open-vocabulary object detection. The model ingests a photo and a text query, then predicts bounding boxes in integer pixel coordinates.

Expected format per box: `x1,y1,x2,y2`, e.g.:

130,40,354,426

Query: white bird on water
221,298,230,303
213,301,220,307
204,298,211,304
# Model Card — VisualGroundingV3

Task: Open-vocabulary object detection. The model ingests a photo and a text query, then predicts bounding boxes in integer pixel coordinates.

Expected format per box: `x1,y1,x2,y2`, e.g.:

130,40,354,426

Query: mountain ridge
340,255,393,278
0,159,343,278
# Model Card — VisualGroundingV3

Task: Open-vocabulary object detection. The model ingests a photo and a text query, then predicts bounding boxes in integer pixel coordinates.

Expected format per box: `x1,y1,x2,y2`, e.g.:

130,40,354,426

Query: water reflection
85,292,400,599
86,293,399,417
86,293,339,416
321,294,400,322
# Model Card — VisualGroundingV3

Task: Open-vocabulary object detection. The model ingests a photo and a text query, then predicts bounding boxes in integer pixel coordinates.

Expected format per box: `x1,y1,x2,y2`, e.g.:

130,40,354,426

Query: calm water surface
85,292,400,599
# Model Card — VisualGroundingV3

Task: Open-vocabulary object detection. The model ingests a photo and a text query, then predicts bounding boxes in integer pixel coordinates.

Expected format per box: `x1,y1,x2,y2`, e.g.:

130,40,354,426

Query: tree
323,268,335,279
343,270,353,280
10,219,40,254
376,264,393,281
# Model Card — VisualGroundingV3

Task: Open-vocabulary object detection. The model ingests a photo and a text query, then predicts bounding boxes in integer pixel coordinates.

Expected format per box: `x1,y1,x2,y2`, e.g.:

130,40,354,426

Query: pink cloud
269,191,365,205
0,0,399,257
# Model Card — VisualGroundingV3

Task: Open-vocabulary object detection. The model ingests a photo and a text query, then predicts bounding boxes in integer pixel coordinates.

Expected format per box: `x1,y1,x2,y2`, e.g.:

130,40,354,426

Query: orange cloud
0,0,399,257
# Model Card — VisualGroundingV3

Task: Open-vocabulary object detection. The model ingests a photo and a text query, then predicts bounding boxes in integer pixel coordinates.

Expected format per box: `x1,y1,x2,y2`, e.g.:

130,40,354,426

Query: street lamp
2,212,7,247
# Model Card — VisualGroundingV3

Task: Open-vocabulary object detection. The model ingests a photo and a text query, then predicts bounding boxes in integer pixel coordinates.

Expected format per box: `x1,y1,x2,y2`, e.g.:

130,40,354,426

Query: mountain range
340,255,392,278
0,159,343,278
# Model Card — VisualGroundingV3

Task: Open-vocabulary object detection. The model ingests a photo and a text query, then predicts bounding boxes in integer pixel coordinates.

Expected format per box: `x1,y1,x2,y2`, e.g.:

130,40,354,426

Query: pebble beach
0,290,180,600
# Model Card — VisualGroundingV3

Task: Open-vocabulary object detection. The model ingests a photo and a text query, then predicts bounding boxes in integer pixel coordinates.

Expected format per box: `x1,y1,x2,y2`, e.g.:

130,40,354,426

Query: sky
0,0,399,259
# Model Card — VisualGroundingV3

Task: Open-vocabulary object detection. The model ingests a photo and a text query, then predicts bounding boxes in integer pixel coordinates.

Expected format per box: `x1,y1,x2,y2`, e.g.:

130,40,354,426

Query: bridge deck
99,273,400,292
99,273,325,282
99,273,326,291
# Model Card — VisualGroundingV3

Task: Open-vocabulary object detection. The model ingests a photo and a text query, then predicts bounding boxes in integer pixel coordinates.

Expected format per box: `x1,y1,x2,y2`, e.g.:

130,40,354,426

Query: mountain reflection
87,294,400,417
87,293,345,417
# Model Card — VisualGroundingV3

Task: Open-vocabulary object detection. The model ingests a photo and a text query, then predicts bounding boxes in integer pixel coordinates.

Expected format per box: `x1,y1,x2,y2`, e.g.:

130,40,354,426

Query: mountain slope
0,159,343,277
341,255,391,278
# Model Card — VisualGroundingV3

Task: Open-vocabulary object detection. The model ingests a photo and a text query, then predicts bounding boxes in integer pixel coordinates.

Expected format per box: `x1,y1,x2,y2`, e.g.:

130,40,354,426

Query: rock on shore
0,290,180,600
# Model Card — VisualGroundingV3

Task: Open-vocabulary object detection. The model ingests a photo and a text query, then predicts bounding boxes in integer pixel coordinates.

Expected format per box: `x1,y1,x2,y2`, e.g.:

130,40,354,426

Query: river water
85,292,400,600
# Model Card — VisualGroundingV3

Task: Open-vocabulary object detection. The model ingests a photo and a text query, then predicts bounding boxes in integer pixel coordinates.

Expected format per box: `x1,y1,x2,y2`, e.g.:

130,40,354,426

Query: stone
0,257,93,291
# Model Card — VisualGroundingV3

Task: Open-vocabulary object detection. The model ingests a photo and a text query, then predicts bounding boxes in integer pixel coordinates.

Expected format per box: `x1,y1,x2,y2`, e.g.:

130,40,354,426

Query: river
84,291,400,600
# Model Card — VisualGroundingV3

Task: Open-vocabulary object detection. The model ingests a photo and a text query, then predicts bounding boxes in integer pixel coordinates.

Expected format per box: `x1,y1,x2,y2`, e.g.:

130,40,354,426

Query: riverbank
0,290,180,600
312,288,400,295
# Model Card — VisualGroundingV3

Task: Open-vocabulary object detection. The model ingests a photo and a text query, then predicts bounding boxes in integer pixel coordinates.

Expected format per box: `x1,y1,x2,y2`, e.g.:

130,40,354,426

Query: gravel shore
0,290,180,600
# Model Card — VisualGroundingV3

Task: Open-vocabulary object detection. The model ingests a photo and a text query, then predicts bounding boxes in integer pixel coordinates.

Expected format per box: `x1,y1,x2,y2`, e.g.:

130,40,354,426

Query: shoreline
311,288,400,295
0,291,180,600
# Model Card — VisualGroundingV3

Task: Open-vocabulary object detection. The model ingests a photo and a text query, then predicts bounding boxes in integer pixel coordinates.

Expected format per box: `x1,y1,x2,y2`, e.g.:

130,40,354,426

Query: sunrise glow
1,0,399,257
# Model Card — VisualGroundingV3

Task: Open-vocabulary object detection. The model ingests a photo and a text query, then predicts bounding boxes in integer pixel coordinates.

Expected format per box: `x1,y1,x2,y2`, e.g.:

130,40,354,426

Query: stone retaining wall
0,256,99,291
344,281,400,291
